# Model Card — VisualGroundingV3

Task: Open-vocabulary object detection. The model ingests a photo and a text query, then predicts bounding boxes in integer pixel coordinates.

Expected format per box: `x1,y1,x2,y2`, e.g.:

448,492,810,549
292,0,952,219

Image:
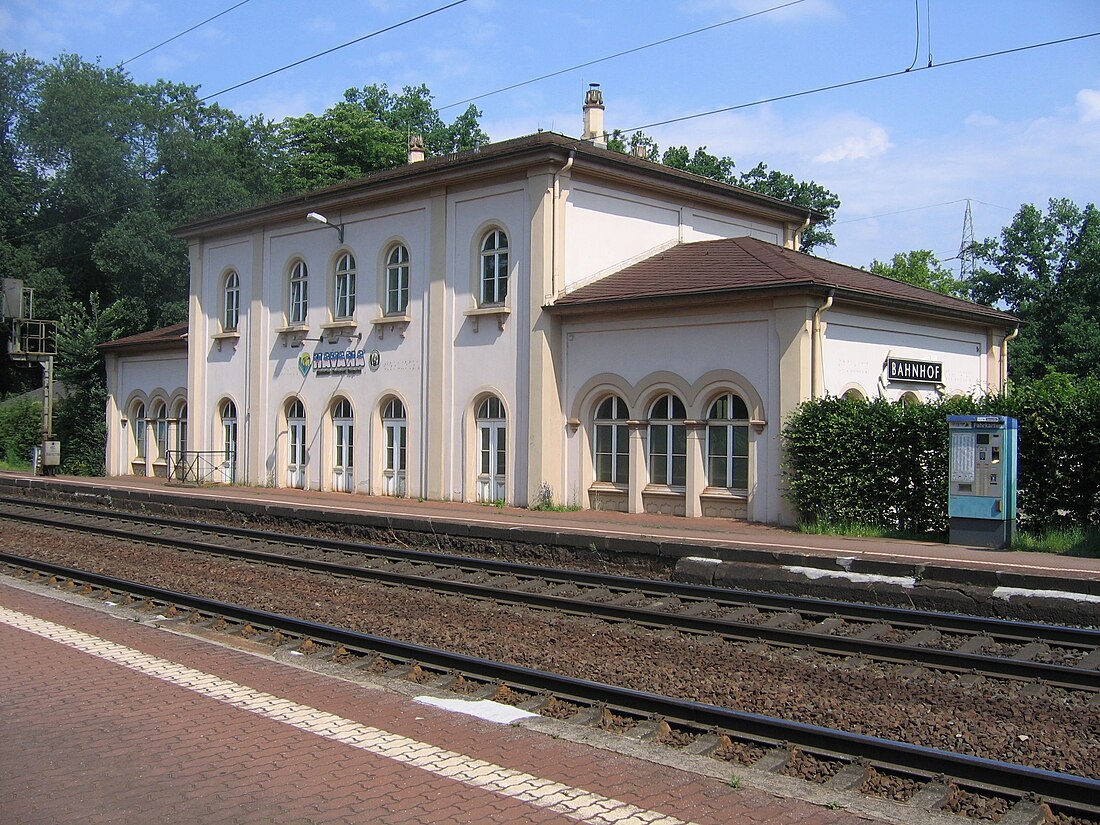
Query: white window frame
385,244,409,315
647,394,687,487
705,393,750,491
223,271,240,332
289,260,308,325
593,395,629,485
334,252,356,320
479,229,508,305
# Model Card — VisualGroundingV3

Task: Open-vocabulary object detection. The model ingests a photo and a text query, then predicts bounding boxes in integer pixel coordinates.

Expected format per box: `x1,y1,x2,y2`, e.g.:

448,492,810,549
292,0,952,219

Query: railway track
2,496,1099,694
3,551,1098,824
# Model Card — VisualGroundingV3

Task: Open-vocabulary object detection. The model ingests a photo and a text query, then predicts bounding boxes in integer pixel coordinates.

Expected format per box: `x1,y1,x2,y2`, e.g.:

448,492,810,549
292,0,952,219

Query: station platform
1,577,891,824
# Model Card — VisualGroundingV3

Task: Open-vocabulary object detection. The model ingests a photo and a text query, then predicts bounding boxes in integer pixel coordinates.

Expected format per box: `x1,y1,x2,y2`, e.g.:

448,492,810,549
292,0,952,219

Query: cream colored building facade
102,94,1016,525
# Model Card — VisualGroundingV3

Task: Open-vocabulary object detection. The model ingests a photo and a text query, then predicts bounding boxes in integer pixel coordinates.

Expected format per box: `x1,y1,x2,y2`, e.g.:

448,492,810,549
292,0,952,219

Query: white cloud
1077,88,1100,122
965,112,1000,128
812,124,892,163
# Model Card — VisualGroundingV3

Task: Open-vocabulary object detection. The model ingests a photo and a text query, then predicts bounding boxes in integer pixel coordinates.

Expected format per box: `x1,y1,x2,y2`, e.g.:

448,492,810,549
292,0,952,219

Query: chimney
408,133,425,163
582,83,606,148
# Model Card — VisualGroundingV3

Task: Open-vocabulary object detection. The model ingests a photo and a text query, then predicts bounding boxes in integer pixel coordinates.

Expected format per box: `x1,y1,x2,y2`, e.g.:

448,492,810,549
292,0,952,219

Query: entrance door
382,398,406,497
476,396,506,503
287,399,307,489
332,398,354,493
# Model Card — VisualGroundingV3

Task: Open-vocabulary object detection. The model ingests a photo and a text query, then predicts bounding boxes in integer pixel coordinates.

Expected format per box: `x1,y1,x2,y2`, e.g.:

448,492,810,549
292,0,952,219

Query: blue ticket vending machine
947,415,1018,548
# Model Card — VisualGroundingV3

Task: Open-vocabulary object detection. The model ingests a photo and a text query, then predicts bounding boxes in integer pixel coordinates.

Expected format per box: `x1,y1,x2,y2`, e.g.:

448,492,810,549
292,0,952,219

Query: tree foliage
607,133,840,252
277,84,488,192
968,198,1100,381
869,249,968,297
0,396,41,465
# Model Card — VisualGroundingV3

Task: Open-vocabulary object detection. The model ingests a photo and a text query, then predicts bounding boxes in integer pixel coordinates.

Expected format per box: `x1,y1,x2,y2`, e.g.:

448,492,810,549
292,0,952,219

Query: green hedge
782,373,1100,535
0,397,43,466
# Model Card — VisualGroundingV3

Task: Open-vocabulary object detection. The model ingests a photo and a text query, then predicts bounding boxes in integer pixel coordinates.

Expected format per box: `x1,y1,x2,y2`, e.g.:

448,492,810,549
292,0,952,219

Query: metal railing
165,450,236,484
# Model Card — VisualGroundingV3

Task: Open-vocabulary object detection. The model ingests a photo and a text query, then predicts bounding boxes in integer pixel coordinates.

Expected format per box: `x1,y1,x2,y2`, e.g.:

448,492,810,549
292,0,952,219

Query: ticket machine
947,415,1018,548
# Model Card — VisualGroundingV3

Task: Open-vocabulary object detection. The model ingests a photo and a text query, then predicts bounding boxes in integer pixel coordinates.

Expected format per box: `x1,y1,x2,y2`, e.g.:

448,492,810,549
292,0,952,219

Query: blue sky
3,0,1099,271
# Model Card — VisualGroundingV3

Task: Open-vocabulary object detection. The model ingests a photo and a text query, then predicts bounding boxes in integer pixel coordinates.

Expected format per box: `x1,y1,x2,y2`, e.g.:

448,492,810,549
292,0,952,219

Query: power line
838,199,969,224
618,30,1100,135
121,0,254,66
198,0,469,102
438,0,809,112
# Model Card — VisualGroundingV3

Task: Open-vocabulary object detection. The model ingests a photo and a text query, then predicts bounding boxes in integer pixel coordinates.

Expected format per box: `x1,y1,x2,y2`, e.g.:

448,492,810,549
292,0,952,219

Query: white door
477,421,506,503
287,400,307,489
333,418,353,493
384,421,406,496
476,397,506,503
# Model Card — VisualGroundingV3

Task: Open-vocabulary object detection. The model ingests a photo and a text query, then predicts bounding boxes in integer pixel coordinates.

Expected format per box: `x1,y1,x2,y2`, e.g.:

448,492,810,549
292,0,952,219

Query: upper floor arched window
479,229,509,305
386,244,410,315
289,260,308,325
334,252,356,319
222,271,240,332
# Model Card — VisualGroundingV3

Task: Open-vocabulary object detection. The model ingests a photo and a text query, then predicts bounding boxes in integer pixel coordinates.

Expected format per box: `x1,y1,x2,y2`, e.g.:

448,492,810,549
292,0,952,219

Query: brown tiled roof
550,237,1016,325
97,322,188,353
176,131,821,239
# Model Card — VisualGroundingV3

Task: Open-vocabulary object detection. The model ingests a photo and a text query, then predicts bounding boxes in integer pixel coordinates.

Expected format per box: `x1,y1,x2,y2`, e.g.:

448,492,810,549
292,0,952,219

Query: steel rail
3,550,1098,814
2,495,1095,648
5,501,1096,691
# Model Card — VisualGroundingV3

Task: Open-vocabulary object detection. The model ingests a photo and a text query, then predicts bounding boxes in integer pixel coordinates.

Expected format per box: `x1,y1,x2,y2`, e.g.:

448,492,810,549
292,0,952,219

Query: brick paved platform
0,579,891,825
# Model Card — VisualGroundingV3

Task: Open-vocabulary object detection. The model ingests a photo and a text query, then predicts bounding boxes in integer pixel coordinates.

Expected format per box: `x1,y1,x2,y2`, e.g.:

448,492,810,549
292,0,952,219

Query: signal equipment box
947,415,1018,548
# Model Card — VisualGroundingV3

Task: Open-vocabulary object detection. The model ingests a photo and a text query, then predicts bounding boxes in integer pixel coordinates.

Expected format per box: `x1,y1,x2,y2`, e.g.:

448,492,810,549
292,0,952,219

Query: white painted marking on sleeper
992,586,1100,604
785,566,917,588
0,606,695,825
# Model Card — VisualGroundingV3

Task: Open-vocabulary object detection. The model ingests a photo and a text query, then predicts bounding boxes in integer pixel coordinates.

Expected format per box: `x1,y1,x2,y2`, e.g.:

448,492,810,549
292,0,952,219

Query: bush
782,373,1100,536
0,397,43,466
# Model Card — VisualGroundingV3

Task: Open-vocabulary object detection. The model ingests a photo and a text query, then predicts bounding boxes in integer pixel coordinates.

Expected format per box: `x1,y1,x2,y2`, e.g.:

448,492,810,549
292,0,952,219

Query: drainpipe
811,291,834,399
552,150,575,295
1000,326,1019,395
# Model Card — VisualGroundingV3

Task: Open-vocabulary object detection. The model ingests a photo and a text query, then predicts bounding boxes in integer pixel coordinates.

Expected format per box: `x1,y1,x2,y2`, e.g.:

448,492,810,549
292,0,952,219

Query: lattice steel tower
958,199,976,280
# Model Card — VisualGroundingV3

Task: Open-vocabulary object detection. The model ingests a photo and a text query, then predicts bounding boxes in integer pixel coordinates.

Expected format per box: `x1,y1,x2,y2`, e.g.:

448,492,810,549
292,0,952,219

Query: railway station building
100,87,1017,525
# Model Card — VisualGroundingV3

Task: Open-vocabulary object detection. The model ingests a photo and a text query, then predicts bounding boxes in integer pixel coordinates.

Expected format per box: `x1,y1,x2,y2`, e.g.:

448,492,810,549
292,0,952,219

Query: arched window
174,401,188,456
475,396,506,502
223,271,240,332
289,260,308,325
385,244,410,315
899,391,921,406
334,252,356,319
131,401,146,459
843,388,867,402
706,393,749,490
647,394,686,487
593,395,629,484
479,229,508,305
151,400,168,459
382,397,407,497
220,400,238,483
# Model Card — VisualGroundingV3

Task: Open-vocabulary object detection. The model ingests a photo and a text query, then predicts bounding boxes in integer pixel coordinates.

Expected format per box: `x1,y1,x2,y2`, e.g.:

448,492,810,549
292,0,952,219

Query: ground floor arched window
594,395,629,484
647,393,686,487
706,393,749,490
